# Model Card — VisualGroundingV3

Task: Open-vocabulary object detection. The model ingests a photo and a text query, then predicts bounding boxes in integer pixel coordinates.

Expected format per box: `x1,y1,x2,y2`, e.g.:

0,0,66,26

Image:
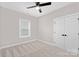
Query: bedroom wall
0,7,39,47
0,7,1,45
38,3,79,44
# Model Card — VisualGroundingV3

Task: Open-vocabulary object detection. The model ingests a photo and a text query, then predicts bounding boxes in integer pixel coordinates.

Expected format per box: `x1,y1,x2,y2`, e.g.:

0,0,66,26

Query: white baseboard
0,39,37,50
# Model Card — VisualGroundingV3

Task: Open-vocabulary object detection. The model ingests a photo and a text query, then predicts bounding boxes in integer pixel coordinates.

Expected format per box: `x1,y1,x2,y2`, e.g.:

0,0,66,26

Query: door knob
62,34,65,36
61,34,67,36
64,34,67,36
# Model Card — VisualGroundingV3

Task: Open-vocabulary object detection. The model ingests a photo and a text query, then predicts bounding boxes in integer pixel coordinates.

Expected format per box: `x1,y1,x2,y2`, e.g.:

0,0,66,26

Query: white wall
38,3,79,44
0,7,39,47
38,16,54,43
0,7,1,45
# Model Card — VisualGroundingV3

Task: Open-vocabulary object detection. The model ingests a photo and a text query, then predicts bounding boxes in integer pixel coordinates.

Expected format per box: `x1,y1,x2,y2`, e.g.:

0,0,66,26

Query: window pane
19,19,31,38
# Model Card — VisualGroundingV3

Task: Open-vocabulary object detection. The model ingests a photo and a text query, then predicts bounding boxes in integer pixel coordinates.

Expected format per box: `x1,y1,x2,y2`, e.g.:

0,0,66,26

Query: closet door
65,14,79,53
53,17,65,49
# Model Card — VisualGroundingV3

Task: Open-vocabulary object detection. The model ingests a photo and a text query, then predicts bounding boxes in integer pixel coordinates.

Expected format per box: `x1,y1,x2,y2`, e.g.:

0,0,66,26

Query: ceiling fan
27,2,51,13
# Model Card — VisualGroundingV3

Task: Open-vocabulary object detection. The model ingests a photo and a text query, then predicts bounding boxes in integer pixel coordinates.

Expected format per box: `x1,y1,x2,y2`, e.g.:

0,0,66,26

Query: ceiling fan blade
39,2,51,7
39,9,42,13
27,6,36,9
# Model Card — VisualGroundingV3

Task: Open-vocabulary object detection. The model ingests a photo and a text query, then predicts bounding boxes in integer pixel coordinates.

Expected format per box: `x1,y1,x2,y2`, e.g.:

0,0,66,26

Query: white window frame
19,19,31,38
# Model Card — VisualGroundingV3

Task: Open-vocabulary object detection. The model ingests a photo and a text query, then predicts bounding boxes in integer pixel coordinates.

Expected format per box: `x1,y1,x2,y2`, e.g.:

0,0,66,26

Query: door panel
53,13,79,53
65,15,78,52
53,17,65,49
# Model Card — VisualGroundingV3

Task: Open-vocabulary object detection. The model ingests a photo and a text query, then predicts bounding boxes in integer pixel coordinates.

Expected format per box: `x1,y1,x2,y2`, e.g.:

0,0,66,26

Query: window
19,19,31,38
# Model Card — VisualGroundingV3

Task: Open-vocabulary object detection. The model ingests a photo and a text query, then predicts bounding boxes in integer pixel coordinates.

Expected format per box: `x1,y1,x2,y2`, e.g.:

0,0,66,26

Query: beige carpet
0,40,77,57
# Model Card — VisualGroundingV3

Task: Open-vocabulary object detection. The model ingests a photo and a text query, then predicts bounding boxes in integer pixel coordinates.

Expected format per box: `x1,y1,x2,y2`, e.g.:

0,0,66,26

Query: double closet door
53,13,79,53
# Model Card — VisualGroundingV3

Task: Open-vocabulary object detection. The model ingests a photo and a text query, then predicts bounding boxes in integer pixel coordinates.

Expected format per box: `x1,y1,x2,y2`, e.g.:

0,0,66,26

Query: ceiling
0,2,72,17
